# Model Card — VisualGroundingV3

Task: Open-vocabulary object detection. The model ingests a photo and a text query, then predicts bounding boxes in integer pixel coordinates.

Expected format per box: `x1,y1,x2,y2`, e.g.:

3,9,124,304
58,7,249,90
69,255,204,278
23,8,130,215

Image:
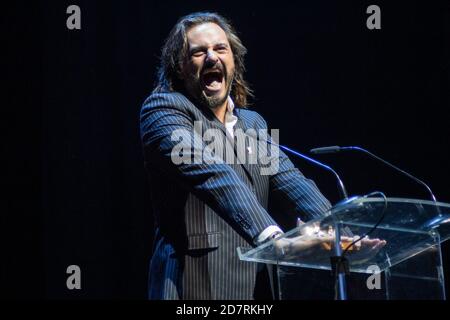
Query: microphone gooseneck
249,133,349,200
310,145,438,203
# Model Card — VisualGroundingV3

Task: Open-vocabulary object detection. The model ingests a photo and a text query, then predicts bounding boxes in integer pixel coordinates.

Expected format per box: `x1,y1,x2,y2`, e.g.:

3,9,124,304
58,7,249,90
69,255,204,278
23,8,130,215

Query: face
181,22,235,109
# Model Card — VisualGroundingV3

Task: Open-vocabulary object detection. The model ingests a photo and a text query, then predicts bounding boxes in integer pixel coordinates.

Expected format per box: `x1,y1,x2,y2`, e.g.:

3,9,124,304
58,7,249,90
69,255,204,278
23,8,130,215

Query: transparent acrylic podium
238,197,450,300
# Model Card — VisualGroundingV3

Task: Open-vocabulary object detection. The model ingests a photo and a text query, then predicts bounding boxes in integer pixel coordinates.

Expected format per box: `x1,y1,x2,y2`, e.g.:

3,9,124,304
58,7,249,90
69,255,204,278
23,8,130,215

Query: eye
216,46,228,53
191,49,206,58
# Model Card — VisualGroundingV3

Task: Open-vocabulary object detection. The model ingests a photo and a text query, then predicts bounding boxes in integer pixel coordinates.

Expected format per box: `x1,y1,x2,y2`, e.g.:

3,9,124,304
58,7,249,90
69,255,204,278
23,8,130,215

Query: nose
205,49,219,66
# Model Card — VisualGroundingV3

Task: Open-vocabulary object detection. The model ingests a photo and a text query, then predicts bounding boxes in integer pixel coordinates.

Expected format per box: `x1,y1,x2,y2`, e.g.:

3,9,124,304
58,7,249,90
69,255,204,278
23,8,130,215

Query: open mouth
201,68,224,95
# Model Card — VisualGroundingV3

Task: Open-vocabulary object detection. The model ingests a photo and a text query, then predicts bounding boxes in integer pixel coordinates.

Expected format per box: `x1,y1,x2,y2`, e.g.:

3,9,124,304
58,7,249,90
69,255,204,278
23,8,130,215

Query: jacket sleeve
140,93,279,243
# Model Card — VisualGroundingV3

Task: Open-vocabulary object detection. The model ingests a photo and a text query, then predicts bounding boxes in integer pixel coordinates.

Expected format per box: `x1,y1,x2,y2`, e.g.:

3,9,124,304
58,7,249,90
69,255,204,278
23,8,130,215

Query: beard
184,64,234,110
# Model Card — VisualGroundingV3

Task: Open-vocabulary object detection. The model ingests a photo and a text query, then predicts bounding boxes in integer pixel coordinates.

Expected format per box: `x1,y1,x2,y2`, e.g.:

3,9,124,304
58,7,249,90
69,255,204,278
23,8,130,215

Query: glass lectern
238,197,450,299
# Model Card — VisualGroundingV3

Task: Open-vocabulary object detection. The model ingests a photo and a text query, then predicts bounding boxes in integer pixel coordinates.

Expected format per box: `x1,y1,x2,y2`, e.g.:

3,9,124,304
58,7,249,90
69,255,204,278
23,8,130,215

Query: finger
362,238,380,246
371,241,384,251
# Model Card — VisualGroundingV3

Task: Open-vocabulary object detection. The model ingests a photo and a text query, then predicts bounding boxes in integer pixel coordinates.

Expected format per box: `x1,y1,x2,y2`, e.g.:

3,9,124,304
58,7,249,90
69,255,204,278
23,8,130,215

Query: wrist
255,229,284,246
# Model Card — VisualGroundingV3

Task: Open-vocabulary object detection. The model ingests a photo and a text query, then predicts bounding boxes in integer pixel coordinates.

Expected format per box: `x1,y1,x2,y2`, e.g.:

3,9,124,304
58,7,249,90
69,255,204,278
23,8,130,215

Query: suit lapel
191,97,257,186
233,113,260,185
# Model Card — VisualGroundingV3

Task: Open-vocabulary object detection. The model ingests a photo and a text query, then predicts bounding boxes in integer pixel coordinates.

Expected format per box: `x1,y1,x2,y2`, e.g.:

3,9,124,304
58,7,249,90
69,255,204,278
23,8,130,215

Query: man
140,12,332,300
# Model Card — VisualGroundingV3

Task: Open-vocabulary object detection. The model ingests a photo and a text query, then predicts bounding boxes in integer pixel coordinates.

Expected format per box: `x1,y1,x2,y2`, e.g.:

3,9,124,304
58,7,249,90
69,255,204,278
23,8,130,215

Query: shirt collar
226,96,235,114
225,96,238,123
224,96,238,136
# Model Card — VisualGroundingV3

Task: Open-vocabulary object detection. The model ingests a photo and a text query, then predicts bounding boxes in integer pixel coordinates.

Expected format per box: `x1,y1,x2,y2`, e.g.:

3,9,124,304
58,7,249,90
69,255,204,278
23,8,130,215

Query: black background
3,0,450,299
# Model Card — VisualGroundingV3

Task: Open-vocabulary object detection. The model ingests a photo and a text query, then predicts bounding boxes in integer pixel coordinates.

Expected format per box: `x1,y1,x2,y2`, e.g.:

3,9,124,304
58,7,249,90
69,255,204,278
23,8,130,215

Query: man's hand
344,236,386,264
273,233,334,259
273,230,386,264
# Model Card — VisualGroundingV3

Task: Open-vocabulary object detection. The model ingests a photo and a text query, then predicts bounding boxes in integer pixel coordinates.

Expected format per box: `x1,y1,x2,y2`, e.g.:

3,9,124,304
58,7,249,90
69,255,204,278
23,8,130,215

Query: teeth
203,70,222,76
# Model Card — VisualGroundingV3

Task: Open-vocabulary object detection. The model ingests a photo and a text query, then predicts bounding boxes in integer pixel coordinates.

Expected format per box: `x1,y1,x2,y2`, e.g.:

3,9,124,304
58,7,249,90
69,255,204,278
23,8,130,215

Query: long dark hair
153,12,253,107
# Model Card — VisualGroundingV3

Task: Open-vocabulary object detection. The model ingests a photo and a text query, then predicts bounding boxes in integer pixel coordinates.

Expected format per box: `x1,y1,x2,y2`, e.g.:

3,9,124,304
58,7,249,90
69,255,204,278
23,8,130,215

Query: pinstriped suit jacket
140,91,331,300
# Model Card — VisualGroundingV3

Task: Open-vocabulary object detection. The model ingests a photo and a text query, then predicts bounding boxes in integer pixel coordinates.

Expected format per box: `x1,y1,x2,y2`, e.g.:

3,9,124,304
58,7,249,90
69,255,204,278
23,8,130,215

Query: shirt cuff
256,226,283,244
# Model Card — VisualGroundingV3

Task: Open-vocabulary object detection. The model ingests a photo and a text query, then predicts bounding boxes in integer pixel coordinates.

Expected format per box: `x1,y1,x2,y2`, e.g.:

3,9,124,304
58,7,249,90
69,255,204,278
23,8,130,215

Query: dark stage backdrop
3,0,449,299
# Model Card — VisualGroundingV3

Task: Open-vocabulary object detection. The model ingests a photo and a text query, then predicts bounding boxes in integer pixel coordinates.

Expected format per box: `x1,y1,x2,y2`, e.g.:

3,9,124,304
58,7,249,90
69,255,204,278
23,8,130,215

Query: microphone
311,146,450,230
310,145,439,203
246,132,349,201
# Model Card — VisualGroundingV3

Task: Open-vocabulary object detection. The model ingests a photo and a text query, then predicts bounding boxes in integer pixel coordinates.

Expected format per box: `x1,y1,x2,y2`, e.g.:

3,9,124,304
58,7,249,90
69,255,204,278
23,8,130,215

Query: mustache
201,62,225,77
203,58,222,70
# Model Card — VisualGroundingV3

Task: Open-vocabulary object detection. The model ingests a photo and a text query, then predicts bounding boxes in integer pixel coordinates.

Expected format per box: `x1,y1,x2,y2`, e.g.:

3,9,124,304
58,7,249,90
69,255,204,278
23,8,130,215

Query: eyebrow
189,43,229,54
